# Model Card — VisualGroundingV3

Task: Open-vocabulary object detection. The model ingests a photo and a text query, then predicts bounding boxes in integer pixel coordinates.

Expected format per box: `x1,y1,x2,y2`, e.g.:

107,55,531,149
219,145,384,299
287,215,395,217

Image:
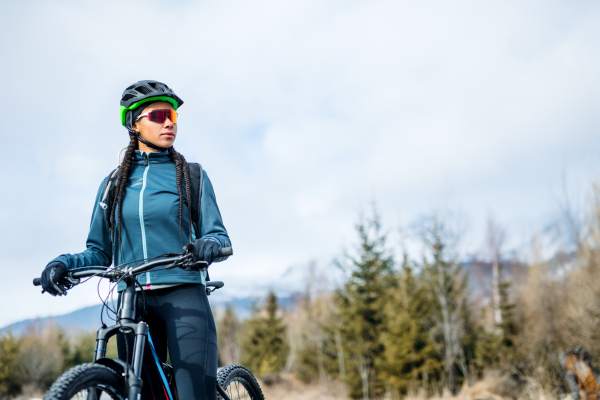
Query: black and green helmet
120,80,184,127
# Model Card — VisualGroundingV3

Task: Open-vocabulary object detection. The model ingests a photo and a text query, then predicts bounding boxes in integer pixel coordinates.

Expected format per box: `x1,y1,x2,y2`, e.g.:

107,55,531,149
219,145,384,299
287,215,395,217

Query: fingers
42,281,66,296
43,285,59,296
53,283,67,296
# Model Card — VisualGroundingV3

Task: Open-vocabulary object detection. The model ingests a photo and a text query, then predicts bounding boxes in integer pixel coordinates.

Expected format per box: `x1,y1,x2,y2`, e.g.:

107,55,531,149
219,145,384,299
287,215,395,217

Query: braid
110,133,137,252
168,147,185,245
179,152,194,242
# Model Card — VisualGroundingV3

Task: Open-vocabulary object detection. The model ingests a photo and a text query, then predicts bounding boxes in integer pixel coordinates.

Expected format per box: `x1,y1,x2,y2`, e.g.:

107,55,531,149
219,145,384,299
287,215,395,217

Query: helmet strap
128,128,170,152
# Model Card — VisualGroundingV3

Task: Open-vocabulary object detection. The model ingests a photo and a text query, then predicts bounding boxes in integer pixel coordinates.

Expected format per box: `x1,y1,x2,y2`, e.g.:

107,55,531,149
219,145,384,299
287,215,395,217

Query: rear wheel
44,363,125,400
217,364,264,400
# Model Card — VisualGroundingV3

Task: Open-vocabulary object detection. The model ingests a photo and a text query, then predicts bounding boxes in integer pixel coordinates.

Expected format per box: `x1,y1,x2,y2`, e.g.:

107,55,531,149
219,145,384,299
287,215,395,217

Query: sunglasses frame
135,109,178,124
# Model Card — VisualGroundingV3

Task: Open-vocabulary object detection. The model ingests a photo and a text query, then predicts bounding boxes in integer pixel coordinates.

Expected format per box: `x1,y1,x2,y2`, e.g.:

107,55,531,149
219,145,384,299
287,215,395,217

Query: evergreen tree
336,208,395,399
0,333,21,398
239,291,289,376
63,332,96,368
379,252,441,396
473,327,501,374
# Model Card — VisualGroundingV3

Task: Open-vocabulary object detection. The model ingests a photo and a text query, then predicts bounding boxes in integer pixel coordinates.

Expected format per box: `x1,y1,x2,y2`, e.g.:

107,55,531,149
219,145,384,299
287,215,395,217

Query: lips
161,132,175,138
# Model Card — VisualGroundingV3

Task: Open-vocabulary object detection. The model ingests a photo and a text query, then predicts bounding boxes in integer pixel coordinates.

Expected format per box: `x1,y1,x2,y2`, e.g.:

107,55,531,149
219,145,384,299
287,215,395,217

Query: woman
39,80,231,399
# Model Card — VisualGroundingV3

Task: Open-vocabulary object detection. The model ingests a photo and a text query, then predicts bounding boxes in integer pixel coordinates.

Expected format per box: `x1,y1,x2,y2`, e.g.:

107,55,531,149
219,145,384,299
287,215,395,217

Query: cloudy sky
0,0,599,328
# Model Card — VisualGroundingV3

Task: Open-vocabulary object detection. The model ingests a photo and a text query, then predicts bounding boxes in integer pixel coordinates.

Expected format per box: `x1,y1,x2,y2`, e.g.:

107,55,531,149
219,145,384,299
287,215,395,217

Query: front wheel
217,364,264,400
44,363,126,400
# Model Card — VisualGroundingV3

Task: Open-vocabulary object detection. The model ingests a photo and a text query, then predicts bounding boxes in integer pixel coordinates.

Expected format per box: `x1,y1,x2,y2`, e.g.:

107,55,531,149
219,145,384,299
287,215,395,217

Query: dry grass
259,375,557,400
259,374,347,400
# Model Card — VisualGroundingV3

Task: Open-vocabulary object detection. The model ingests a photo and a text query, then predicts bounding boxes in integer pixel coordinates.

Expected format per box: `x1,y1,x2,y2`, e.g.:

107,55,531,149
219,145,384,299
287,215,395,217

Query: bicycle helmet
120,80,184,128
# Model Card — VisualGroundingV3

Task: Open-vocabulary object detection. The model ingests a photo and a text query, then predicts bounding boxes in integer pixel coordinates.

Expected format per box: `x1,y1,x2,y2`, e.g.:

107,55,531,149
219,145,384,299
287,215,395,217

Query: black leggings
117,284,218,400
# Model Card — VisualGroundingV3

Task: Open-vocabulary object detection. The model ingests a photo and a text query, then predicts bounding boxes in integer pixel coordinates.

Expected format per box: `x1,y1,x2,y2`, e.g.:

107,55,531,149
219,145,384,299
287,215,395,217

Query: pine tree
0,333,21,398
239,291,289,376
336,208,395,399
379,252,441,396
64,332,96,368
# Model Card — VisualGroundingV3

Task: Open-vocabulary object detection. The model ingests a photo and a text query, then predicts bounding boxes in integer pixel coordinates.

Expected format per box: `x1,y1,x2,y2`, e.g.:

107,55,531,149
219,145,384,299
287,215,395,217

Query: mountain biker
39,80,230,400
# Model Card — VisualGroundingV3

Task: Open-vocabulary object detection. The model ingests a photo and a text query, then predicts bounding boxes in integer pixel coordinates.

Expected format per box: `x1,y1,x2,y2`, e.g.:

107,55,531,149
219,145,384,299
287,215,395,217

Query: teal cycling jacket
50,150,231,289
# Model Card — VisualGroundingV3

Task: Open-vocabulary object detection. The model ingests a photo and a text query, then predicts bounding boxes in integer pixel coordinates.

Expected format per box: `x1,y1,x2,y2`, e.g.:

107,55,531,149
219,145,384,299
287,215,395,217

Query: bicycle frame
35,249,234,400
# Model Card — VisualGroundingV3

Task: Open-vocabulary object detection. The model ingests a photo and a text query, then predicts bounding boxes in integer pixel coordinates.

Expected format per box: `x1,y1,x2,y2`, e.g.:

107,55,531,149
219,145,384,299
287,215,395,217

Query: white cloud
0,0,599,327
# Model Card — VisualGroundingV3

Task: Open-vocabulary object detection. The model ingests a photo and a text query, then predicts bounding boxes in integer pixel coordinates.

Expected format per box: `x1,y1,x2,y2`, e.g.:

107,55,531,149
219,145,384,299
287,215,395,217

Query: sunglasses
136,109,178,124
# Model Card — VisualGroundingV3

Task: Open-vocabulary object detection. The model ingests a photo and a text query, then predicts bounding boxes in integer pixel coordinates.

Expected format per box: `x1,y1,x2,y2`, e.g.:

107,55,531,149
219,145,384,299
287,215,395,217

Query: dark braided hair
179,152,194,241
168,146,194,245
109,132,194,255
110,132,137,250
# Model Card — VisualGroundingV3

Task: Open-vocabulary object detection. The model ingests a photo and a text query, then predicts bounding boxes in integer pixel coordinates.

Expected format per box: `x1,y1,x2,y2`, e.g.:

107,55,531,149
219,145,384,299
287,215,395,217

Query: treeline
0,325,118,398
217,186,600,399
4,183,600,399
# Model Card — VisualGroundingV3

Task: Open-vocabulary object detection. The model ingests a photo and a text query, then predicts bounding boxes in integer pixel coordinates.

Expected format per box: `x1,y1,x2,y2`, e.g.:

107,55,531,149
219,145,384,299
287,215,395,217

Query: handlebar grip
217,247,233,257
33,277,41,286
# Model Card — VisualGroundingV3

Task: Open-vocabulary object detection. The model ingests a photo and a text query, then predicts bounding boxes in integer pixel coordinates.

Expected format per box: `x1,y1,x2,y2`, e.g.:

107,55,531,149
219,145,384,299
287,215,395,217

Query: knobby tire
217,364,264,400
43,363,125,400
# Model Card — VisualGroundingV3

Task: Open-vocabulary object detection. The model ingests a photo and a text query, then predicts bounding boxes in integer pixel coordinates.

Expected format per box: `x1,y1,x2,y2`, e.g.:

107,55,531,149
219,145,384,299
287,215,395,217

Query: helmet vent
120,80,184,116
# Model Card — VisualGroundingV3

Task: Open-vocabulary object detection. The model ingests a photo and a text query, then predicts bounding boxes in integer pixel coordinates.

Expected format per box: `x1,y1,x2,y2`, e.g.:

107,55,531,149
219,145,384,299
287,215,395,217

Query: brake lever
62,274,81,286
165,254,194,270
56,273,81,292
180,261,208,272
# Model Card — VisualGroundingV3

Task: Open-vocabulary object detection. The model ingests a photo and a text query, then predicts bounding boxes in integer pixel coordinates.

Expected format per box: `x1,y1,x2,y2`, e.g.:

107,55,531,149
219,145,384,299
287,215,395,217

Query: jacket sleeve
199,170,231,262
48,178,113,271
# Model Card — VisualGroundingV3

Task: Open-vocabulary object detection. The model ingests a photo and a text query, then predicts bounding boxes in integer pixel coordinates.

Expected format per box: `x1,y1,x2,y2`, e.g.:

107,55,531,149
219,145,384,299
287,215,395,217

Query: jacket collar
133,149,171,165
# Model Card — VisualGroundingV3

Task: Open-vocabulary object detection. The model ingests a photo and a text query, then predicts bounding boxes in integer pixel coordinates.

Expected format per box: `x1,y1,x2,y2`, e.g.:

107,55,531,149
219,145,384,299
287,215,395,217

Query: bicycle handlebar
32,247,233,287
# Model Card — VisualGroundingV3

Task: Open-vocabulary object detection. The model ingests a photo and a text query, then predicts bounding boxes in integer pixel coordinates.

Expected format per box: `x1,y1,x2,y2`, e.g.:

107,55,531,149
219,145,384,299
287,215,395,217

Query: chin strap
128,128,170,152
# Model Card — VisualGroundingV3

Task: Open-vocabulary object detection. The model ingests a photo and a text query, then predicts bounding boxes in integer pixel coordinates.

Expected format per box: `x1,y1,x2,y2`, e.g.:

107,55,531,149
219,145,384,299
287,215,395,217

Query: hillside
0,293,301,336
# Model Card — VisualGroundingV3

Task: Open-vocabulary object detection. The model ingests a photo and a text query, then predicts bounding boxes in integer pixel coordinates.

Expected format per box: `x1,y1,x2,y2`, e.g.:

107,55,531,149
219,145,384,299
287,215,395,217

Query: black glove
192,239,220,267
41,262,67,296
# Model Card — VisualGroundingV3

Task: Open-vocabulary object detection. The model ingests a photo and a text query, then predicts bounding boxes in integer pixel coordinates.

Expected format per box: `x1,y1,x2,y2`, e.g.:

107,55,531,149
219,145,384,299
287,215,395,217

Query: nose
164,116,174,128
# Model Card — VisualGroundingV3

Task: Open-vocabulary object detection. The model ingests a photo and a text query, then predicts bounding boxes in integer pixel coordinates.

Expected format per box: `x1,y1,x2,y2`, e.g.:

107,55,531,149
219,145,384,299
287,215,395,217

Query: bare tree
420,213,468,393
486,215,505,334
217,306,240,366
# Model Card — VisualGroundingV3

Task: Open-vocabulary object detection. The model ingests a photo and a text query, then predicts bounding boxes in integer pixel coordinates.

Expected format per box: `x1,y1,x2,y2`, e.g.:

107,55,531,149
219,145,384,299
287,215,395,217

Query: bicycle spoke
68,387,117,400
224,378,255,400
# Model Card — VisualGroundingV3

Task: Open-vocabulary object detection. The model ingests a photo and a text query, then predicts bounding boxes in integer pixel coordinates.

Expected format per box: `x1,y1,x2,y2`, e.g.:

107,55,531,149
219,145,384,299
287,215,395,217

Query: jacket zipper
139,153,150,286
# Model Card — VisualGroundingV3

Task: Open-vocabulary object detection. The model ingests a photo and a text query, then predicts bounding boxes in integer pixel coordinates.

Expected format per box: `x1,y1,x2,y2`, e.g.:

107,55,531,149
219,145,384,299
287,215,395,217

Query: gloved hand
41,262,67,296
192,239,220,267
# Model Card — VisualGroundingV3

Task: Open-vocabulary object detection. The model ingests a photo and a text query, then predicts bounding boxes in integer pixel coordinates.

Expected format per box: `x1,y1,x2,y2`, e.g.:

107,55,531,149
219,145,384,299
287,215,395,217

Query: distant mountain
0,304,106,336
0,293,300,336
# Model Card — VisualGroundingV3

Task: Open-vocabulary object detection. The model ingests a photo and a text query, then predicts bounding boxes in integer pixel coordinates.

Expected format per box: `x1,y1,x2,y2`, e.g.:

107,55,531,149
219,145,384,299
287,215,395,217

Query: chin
159,139,175,148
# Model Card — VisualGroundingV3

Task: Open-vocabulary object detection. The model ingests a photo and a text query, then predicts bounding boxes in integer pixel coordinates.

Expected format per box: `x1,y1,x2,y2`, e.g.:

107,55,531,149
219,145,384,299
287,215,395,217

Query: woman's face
132,101,177,151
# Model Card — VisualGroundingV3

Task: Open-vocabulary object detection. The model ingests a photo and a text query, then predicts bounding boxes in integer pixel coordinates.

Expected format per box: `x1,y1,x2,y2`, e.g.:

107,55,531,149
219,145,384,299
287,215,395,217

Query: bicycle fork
94,321,148,399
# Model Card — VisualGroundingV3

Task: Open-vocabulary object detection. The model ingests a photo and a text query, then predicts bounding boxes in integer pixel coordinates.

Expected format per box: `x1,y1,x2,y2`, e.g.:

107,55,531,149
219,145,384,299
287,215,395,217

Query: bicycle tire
217,364,264,400
44,363,126,400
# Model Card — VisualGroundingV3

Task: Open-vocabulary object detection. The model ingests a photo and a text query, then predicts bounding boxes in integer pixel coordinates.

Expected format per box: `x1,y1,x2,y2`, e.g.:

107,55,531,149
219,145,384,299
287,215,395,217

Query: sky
0,0,599,328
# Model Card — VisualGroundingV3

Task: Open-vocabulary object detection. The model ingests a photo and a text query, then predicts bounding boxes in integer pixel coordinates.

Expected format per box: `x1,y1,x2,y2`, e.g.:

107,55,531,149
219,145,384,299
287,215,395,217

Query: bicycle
33,244,264,400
